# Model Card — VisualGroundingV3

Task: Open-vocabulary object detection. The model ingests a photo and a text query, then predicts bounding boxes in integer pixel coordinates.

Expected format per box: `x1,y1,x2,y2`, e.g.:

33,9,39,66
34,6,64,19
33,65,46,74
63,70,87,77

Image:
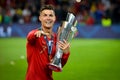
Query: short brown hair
40,5,55,13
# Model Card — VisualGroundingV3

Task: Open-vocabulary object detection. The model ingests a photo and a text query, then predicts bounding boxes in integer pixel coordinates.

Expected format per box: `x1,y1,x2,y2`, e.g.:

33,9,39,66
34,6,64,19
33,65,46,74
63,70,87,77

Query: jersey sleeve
61,52,70,67
27,29,38,44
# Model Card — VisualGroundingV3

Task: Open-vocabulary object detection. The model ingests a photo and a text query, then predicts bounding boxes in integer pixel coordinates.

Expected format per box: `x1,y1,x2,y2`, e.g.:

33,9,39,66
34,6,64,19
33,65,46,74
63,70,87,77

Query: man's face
39,10,56,29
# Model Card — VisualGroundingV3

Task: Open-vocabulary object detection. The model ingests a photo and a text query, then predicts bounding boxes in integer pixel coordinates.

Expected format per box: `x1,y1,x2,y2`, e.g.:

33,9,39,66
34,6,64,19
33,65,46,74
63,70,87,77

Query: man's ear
39,16,41,21
54,15,56,22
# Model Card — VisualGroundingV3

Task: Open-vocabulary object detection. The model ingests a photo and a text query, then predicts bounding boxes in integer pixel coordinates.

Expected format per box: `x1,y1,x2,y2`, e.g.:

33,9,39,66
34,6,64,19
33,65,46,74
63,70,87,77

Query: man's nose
46,16,51,19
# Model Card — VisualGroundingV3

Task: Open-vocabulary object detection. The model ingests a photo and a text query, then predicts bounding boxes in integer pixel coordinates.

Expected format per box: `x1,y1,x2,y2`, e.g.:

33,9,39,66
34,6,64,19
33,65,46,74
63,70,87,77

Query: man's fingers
34,30,49,37
34,31,41,37
57,40,70,49
41,31,49,35
57,41,70,53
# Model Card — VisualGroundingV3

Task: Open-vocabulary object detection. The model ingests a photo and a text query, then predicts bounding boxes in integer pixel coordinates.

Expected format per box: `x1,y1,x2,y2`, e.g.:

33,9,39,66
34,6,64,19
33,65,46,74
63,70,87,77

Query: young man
26,5,70,80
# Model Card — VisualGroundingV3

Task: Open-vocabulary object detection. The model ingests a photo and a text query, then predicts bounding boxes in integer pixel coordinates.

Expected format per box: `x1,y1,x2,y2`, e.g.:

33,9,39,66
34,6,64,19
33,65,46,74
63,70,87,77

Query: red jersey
26,29,70,80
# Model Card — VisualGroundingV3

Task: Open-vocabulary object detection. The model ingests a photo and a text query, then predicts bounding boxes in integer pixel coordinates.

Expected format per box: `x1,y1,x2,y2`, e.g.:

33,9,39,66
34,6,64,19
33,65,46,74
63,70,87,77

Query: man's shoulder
52,32,57,37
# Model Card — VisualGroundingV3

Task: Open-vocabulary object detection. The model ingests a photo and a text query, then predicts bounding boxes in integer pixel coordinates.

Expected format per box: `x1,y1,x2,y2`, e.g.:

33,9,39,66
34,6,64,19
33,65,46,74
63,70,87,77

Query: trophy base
48,63,62,72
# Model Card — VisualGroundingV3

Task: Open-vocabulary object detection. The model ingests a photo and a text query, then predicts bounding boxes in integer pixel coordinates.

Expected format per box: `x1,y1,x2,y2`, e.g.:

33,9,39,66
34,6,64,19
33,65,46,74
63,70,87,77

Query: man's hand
57,39,70,54
34,30,49,37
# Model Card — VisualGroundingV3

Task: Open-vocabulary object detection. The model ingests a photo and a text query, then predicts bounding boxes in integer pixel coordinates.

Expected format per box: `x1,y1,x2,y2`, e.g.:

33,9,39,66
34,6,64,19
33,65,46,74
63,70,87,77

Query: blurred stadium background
0,0,120,80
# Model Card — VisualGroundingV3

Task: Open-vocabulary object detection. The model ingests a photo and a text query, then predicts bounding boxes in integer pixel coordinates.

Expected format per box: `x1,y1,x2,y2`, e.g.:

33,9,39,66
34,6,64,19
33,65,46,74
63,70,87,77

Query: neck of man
42,27,53,38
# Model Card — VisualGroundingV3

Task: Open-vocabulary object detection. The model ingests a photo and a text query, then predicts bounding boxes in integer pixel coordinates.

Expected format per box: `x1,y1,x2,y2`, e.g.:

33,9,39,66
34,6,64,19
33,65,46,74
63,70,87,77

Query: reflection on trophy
48,13,78,72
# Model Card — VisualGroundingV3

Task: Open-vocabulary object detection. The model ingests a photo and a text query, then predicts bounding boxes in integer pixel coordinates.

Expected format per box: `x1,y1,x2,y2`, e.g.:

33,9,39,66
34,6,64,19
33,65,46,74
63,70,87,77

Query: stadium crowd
0,0,120,26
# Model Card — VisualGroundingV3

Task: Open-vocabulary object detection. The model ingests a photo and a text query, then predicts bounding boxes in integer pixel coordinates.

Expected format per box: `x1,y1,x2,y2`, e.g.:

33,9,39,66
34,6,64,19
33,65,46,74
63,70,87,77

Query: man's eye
43,14,47,16
49,14,53,17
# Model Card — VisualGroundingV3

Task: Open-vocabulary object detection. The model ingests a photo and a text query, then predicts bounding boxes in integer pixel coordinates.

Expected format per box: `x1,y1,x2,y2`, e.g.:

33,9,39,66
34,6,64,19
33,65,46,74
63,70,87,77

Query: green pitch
0,38,120,80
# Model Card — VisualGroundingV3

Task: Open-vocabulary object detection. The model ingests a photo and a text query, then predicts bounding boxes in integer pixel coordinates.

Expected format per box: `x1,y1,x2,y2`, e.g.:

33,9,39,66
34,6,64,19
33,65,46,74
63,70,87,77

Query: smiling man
25,5,70,80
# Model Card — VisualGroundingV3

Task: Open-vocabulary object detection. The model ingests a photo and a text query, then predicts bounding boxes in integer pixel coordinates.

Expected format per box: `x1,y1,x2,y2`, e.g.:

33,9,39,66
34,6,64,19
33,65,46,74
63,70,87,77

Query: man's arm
61,52,70,67
27,29,38,44
57,39,70,67
27,29,49,44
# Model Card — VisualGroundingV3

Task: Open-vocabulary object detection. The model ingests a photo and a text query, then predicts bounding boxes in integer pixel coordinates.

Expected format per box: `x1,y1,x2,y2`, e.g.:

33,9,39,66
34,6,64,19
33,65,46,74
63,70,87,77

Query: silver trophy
48,13,78,72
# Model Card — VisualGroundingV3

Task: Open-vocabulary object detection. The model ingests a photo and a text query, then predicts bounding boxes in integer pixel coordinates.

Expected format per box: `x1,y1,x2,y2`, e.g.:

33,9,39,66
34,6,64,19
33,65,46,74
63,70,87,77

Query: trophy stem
48,48,63,72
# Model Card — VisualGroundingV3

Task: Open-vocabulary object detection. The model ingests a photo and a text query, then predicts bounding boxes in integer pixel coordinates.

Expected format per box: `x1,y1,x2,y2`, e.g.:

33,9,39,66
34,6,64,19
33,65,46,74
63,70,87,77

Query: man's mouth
45,21,52,25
